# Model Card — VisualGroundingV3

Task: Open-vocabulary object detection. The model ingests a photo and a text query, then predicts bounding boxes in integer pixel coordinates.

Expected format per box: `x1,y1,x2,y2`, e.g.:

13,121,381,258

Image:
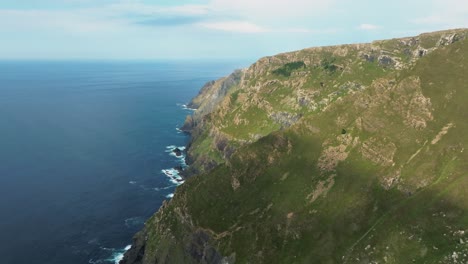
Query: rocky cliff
122,29,468,264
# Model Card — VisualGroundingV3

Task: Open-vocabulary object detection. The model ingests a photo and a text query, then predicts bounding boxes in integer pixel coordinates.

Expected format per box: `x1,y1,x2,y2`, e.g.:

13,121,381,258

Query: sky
0,0,467,60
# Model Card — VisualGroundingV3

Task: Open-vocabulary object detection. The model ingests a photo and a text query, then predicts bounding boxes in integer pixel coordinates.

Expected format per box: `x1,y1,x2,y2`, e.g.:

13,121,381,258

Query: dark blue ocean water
0,61,244,264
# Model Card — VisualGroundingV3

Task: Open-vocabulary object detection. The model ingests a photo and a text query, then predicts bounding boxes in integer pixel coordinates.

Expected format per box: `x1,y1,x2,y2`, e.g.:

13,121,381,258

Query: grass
132,30,468,264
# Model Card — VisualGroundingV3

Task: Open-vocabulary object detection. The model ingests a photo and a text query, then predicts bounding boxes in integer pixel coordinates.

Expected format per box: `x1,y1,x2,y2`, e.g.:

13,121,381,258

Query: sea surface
0,61,245,264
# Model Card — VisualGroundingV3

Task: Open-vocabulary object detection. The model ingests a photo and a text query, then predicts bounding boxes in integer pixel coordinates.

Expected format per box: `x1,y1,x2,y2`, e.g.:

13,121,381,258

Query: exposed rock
318,143,349,172
180,115,195,132
120,229,147,264
123,28,468,264
360,138,397,166
378,55,396,67
431,123,455,145
306,174,336,203
438,33,461,46
392,76,433,129
269,112,302,128
172,148,183,157
189,69,245,121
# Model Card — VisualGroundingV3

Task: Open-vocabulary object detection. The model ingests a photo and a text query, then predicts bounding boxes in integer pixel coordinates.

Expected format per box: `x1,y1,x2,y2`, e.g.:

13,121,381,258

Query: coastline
119,29,468,264
119,64,246,264
116,104,195,264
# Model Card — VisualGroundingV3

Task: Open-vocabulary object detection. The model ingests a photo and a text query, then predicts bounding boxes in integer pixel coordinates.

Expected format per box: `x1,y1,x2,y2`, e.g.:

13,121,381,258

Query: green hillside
122,29,468,264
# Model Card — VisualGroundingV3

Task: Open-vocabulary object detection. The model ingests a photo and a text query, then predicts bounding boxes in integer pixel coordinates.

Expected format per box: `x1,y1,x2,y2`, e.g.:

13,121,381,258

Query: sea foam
161,169,185,185
179,103,197,111
109,245,132,264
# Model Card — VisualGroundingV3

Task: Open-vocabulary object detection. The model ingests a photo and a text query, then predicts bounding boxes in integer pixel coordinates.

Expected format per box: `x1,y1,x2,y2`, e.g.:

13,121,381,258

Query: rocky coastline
121,28,468,264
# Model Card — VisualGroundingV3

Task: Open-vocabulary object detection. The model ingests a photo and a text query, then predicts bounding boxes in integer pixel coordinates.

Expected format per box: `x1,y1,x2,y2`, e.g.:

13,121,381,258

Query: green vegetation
122,29,468,264
320,56,338,72
272,61,306,77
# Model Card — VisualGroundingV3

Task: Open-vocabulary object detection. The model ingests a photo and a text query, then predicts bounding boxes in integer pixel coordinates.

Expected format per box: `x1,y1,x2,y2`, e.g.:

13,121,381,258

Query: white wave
180,104,196,111
112,252,124,264
162,168,178,177
170,179,185,185
164,146,188,169
162,144,189,185
166,193,174,198
154,185,176,191
109,245,132,264
161,169,185,186
129,181,137,185
165,145,186,152
168,152,179,158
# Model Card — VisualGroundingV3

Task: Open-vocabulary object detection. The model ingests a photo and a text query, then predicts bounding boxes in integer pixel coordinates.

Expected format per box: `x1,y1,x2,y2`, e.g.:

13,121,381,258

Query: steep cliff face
122,29,468,264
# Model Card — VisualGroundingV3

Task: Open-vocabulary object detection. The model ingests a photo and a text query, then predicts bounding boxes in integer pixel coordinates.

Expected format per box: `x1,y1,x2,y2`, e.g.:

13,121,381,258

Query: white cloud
0,0,339,35
279,27,340,34
198,21,269,33
358,23,380,30
209,0,335,21
0,9,129,33
0,2,210,34
108,2,210,16
410,0,468,28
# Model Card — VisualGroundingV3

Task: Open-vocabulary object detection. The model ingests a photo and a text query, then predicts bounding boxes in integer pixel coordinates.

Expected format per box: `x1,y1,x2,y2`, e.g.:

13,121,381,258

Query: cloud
358,24,380,30
107,2,215,28
410,0,468,28
0,0,339,35
109,2,210,16
209,0,335,21
0,2,210,33
198,21,269,33
136,16,204,27
0,9,128,33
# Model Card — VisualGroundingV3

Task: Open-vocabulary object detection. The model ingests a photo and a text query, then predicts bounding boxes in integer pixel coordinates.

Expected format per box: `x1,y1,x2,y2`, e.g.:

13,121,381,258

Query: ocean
0,61,244,264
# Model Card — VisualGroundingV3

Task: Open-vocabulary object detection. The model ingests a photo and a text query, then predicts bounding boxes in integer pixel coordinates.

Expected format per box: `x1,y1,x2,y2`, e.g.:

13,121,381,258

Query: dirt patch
431,123,455,145
307,175,336,203
318,144,349,172
361,137,397,166
391,76,433,129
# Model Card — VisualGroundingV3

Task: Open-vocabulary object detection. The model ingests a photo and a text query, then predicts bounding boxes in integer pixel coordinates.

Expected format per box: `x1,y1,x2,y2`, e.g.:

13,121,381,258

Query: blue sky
1,0,467,60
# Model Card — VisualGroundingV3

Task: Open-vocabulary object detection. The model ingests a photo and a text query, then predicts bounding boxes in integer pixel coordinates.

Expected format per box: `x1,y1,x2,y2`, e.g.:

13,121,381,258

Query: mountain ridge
121,28,468,264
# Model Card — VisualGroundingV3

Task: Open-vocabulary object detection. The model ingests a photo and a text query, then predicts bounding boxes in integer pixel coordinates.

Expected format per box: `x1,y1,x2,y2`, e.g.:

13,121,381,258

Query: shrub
321,57,338,72
272,61,306,77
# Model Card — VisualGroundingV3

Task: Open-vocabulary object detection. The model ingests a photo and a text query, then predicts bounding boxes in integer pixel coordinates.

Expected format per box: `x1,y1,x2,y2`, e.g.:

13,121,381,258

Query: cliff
122,28,468,264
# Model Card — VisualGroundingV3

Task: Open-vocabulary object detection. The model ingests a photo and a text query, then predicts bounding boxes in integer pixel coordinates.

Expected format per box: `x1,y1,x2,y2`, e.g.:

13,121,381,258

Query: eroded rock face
378,55,396,67
391,76,433,130
189,69,245,121
269,112,302,128
180,115,195,132
181,29,468,178
120,229,147,264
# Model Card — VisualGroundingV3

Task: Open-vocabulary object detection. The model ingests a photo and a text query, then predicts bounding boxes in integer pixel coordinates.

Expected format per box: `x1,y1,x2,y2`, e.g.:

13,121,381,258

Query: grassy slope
130,31,468,264
149,39,467,263
186,30,467,175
